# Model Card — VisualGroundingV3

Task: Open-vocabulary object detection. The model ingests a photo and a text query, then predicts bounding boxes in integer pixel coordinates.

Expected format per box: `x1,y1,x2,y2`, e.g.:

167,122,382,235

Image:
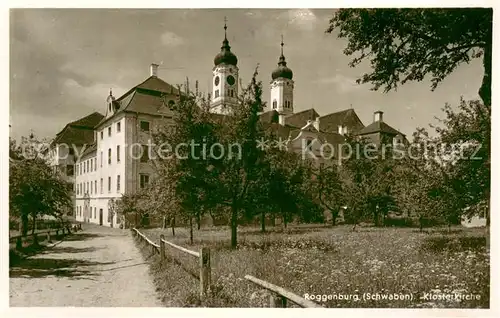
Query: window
87,182,89,194
76,164,78,176
229,89,234,97
101,131,104,140
90,181,93,195
76,184,79,195
140,174,150,189
100,178,103,194
67,165,74,176
140,121,150,132
117,121,121,132
83,162,86,174
100,151,103,167
141,145,149,162
95,158,97,170
215,90,220,98
108,176,111,193
87,160,89,172
108,126,112,137
90,160,93,172
94,207,96,219
108,148,111,164
95,180,97,194
117,175,120,192
306,139,313,148
273,100,277,109
117,145,120,162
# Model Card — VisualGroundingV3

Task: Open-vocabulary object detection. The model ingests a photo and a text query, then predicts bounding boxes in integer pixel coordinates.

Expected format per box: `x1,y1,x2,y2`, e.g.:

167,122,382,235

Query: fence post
199,247,211,298
160,235,165,264
269,293,287,308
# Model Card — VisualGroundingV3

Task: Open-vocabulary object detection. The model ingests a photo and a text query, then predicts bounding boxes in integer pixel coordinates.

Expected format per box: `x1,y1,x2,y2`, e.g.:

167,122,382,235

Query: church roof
357,120,402,136
319,109,365,134
284,108,320,128
51,112,104,147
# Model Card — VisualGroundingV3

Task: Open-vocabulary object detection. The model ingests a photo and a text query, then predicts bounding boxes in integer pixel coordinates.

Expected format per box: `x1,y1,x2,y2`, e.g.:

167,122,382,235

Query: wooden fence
9,223,83,250
132,228,211,298
245,275,322,308
132,228,321,307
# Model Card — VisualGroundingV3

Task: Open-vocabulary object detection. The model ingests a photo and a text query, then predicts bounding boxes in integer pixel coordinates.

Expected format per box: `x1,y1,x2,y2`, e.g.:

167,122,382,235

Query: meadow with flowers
137,224,489,308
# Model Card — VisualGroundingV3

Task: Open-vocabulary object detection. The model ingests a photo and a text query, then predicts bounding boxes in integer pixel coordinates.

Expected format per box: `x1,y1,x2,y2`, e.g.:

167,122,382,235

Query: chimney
338,125,344,135
313,117,320,131
279,114,286,126
374,110,383,122
150,63,159,77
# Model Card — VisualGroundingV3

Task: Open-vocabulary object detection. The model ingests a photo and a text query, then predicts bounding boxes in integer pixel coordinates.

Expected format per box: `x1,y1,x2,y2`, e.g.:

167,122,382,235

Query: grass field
136,224,489,308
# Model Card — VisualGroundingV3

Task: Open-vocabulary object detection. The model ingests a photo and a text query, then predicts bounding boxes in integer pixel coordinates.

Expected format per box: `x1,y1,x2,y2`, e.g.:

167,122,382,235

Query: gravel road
9,224,162,307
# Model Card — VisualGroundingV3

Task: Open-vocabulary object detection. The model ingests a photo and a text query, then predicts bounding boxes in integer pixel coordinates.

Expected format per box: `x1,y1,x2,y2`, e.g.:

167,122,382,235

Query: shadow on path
42,246,100,254
9,258,115,280
62,233,103,242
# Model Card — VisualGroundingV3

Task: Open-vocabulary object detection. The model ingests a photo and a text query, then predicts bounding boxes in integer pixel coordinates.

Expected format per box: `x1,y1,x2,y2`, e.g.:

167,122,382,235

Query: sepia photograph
8,6,492,311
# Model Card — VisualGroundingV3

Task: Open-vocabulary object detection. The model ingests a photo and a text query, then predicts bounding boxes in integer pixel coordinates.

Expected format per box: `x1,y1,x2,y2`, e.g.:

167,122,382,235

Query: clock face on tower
227,75,235,86
214,76,220,86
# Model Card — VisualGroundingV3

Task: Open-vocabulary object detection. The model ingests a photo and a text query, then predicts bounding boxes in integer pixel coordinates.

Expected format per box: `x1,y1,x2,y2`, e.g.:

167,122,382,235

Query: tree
312,163,344,225
10,135,72,236
326,8,492,106
202,68,266,248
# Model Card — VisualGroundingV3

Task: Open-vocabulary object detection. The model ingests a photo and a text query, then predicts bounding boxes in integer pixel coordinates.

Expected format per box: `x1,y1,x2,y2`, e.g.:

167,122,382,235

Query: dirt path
9,224,161,307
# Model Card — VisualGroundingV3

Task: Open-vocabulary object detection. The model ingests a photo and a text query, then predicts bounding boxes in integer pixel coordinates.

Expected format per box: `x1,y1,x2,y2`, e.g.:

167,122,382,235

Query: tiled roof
319,109,365,134
284,108,319,128
51,112,103,147
79,143,97,160
259,110,279,124
68,112,105,128
357,121,402,136
96,76,184,128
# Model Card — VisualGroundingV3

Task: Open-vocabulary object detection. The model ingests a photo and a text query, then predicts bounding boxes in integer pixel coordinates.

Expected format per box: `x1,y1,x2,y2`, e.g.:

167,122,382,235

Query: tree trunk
31,213,36,235
171,216,175,237
261,210,266,232
332,210,338,226
230,205,238,249
20,214,29,237
196,214,201,230
189,217,193,245
162,216,167,229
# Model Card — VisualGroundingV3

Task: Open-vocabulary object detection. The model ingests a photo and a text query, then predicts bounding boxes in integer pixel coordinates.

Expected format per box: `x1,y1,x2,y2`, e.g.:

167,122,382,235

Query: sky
9,8,485,141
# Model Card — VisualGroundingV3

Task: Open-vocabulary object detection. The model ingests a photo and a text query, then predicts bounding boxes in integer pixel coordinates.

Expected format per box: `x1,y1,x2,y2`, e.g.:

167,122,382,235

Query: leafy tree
327,8,492,106
312,163,344,225
9,135,72,236
203,68,266,248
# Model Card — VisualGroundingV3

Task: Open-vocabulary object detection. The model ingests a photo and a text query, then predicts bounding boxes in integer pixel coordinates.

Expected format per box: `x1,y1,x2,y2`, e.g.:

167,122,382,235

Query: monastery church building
49,22,405,226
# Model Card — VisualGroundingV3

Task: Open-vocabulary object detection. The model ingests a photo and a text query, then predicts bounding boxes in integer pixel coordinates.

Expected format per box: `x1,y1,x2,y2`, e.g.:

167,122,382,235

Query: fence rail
132,228,211,298
9,223,83,250
132,228,317,307
244,275,322,308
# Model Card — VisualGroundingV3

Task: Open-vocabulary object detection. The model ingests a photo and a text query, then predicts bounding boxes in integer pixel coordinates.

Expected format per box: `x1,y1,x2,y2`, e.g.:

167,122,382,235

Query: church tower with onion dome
211,18,239,114
270,36,294,123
